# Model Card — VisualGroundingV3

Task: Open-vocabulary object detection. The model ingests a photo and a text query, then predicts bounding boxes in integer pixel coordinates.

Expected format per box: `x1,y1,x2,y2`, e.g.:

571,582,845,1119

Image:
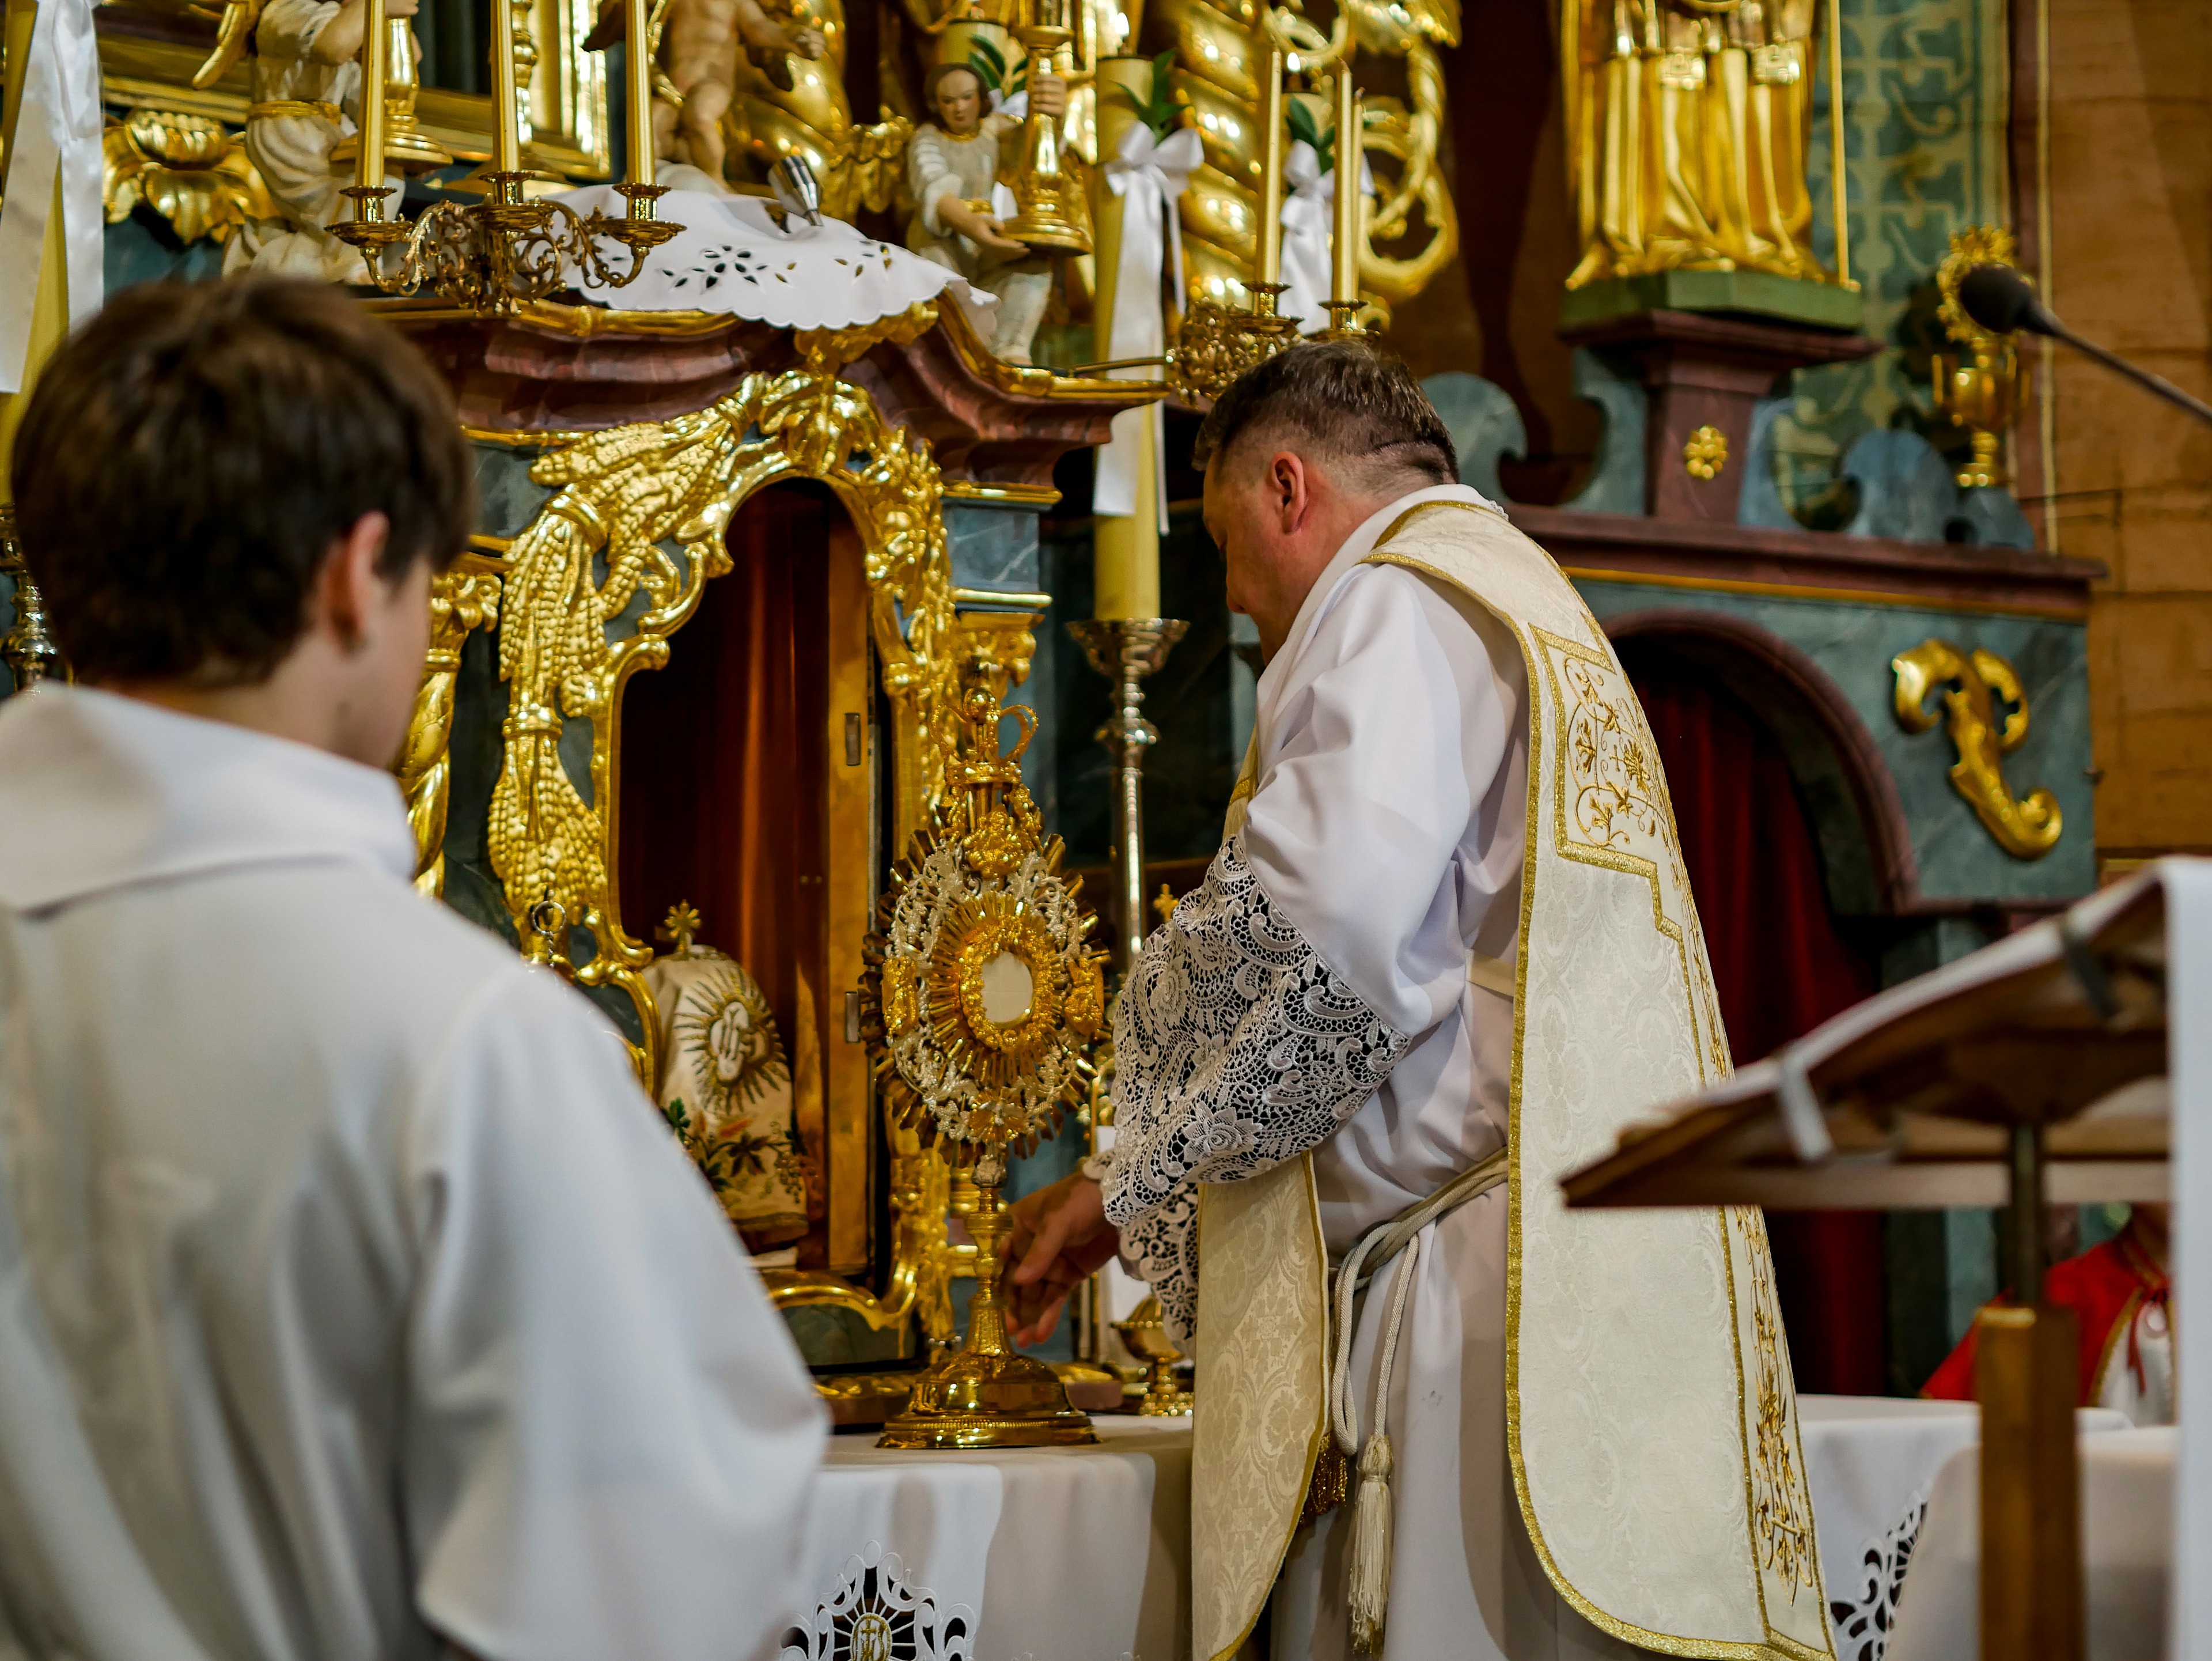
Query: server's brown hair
1191,339,1456,487
10,277,474,686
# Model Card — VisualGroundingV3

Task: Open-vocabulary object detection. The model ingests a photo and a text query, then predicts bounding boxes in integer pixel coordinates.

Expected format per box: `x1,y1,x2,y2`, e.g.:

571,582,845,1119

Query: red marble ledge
373,298,1152,491
1510,505,2107,620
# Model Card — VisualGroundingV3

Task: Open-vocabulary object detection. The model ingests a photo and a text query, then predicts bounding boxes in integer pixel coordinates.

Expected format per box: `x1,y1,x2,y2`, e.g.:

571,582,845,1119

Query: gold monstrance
864,689,1107,1449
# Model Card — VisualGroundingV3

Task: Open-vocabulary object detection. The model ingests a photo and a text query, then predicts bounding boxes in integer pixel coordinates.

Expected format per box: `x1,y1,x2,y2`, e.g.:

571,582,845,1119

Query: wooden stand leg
1975,1304,2082,1661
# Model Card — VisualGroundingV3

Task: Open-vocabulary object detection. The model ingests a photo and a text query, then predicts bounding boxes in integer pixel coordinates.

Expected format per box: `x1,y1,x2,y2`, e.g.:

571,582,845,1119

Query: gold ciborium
1111,1295,1192,1415
865,688,1108,1450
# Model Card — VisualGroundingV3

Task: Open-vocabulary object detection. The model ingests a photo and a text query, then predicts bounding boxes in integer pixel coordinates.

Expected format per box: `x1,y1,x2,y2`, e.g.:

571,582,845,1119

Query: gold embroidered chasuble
1188,501,1831,1661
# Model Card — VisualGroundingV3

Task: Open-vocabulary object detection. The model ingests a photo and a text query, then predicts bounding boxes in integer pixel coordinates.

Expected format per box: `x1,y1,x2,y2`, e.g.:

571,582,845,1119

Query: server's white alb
0,687,826,1661
1097,487,1833,1661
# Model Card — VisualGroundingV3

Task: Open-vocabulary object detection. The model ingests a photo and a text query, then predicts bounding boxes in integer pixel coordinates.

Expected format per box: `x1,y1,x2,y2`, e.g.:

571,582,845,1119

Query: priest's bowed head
0,278,825,1661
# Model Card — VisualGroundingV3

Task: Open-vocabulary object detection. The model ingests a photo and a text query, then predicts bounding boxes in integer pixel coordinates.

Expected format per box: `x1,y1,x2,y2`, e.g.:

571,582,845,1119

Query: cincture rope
1327,1145,1510,1654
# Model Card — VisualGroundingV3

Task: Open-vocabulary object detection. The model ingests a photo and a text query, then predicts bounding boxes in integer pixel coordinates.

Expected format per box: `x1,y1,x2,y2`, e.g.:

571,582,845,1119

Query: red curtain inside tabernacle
1631,656,1887,1396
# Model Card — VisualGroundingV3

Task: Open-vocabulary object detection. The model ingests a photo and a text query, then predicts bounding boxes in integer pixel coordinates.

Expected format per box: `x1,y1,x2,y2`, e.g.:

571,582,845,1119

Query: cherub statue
217,0,411,280
587,0,826,189
907,59,1067,365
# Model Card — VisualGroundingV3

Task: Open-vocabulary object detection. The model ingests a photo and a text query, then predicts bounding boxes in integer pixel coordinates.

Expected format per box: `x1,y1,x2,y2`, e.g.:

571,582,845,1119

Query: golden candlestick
1002,0,1091,252
624,0,655,184
490,0,521,173
334,16,454,175
1256,44,1284,288
1317,65,1365,339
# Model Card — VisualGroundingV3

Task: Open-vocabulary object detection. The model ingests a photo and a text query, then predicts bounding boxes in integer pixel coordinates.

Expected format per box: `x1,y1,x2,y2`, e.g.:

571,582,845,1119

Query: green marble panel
1577,581,2097,906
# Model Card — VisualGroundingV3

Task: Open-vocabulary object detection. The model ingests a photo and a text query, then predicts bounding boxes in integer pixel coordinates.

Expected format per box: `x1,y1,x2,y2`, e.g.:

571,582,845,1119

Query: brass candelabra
1066,619,1187,978
329,0,681,312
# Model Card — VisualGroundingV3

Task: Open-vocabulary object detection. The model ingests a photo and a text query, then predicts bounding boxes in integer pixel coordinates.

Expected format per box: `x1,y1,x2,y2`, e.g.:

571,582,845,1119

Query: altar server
1009,343,1830,1661
0,278,825,1661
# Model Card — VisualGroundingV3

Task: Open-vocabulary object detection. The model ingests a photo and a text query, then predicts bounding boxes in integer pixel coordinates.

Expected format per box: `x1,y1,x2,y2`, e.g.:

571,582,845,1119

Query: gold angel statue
1563,0,1830,287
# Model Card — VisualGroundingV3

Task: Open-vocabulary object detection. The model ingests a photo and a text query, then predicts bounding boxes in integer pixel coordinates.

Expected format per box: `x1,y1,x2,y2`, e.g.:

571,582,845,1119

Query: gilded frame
97,0,612,179
405,308,1022,1340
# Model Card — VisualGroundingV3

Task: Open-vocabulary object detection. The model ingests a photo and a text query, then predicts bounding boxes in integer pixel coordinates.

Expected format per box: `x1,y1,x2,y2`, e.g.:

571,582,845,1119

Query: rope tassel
1348,1431,1395,1652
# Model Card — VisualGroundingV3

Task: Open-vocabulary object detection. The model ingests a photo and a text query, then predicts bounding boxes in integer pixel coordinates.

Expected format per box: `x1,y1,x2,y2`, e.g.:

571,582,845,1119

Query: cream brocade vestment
1097,491,1831,1661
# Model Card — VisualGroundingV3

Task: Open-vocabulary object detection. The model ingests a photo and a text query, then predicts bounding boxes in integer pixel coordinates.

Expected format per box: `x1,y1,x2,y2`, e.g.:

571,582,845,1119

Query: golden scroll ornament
862,687,1105,1448
1892,638,2062,860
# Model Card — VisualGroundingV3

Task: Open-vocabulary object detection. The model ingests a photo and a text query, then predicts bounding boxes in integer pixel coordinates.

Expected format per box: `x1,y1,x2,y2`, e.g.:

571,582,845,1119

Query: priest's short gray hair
1191,340,1457,487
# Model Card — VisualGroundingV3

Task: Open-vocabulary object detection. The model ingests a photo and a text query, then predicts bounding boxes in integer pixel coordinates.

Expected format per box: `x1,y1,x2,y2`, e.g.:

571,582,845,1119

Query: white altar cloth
1884,1425,2173,1661
1800,1396,2134,1661
783,1416,1192,1661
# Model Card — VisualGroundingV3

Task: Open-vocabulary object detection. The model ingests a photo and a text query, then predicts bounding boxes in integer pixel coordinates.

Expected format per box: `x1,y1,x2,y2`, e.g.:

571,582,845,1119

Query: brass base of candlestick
1171,287,1304,401
1313,298,1369,342
1067,618,1188,976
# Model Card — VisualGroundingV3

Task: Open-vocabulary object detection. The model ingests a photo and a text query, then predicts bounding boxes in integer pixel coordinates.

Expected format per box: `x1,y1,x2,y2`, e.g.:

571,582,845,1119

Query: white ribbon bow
1094,122,1202,528
1278,138,1373,335
0,0,103,394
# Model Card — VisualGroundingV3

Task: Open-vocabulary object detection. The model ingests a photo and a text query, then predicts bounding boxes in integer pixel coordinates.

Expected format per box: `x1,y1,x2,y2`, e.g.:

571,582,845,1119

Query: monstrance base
877,1348,1099,1450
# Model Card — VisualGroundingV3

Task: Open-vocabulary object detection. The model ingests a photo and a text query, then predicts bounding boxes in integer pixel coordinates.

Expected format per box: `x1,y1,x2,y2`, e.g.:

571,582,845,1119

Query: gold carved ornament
1682,423,1728,480
1933,225,2025,490
1892,638,2062,861
102,108,275,246
483,302,953,1091
860,688,1107,1448
399,557,503,895
1144,0,1457,317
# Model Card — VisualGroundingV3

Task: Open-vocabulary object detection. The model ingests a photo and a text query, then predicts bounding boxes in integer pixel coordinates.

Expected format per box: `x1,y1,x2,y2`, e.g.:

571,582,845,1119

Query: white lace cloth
552,186,997,330
1097,833,1411,1342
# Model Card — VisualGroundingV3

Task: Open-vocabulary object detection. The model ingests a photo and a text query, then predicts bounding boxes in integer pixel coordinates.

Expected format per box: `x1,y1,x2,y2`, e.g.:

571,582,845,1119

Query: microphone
1957,263,2212,430
1958,264,2058,337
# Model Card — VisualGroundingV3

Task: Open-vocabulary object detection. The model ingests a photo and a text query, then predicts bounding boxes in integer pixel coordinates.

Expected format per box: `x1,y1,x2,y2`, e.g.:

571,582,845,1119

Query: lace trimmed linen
1099,833,1409,1340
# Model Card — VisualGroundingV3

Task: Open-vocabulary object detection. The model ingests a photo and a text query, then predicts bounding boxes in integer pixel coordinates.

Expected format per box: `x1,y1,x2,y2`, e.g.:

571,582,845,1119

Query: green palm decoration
1108,50,1183,143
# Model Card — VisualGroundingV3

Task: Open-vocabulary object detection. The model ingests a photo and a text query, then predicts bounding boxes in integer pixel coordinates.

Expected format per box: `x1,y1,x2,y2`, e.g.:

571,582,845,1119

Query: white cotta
555,186,998,333
0,0,100,391
0,686,827,1661
1092,123,1202,530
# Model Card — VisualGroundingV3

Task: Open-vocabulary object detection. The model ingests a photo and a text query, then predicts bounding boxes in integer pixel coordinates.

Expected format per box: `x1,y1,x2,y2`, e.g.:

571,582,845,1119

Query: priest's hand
1003,1172,1119,1346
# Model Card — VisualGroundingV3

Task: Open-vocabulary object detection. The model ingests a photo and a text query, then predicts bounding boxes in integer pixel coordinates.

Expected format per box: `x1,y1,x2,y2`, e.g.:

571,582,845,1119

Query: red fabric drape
618,486,831,1247
1633,662,1887,1396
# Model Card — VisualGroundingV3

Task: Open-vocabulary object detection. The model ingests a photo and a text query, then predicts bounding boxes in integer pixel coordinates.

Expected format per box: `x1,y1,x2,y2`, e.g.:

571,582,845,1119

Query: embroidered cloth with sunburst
861,689,1106,1163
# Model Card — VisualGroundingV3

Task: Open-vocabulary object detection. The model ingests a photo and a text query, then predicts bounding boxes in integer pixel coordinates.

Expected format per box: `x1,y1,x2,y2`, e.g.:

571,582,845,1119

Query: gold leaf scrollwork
103,107,275,247
486,340,964,1087
1730,1207,1817,1601
1892,638,2062,860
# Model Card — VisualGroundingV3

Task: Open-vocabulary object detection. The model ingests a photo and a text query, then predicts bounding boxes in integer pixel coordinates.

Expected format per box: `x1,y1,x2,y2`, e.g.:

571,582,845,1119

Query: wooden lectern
1561,870,2170,1661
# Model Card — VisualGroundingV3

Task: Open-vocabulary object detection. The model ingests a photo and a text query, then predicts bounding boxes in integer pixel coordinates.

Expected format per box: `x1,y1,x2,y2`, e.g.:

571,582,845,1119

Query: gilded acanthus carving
486,326,963,1087
102,108,275,248
1892,639,2062,861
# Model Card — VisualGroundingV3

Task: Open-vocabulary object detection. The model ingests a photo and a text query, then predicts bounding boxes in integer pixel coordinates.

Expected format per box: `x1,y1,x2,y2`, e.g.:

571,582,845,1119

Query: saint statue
1565,0,1827,287
906,60,1067,364
223,0,410,281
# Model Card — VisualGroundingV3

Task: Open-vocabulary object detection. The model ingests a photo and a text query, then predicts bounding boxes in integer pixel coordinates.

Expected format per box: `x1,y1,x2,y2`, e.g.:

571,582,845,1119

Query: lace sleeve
1099,832,1410,1230
1117,1187,1199,1348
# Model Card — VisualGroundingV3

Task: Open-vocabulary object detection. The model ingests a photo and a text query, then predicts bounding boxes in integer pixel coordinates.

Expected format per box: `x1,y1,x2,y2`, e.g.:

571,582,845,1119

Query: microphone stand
2041,323,2212,429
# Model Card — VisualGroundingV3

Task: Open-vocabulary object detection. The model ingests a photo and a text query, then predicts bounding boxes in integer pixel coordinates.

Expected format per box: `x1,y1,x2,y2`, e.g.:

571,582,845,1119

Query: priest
0,278,825,1661
1008,342,1832,1661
